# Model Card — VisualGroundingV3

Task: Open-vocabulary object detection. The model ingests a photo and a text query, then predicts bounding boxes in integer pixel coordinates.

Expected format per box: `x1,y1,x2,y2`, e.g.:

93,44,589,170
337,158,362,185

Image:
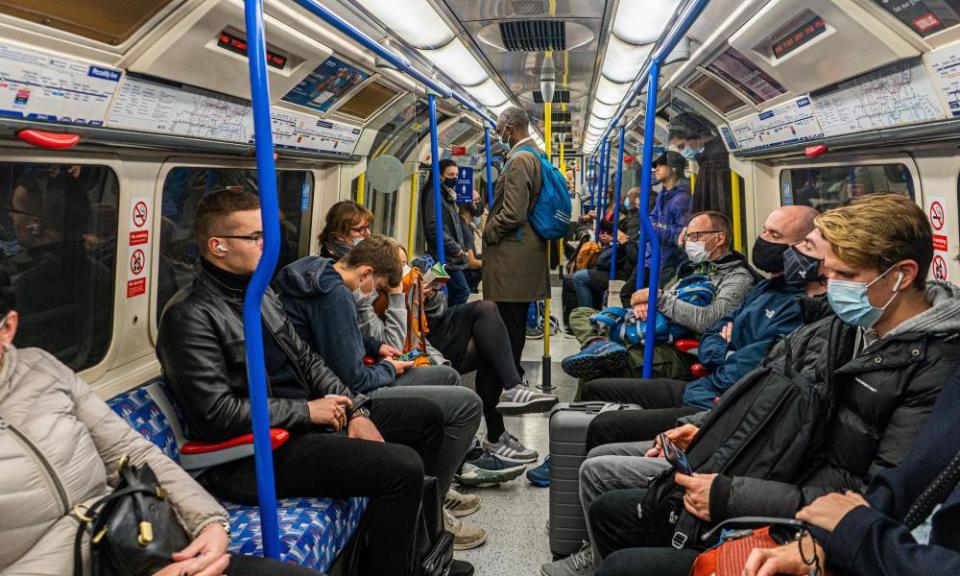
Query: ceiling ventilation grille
533,89,570,103
499,20,566,51
551,111,571,122
552,124,572,133
510,0,546,17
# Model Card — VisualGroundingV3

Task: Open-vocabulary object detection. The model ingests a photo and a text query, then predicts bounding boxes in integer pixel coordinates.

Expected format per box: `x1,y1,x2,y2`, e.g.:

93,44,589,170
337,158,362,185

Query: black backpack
642,323,844,549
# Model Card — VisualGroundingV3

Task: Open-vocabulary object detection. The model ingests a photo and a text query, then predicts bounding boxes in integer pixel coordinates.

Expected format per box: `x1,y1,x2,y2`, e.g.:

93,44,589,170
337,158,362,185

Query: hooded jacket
156,262,368,442
276,256,397,394
682,277,805,409
656,251,756,334
420,184,468,271
0,346,227,575
823,367,960,576
709,282,960,522
646,182,692,276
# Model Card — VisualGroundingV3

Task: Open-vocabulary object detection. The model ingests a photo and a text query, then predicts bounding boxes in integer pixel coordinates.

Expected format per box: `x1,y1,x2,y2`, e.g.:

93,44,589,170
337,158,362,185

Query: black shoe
449,559,475,576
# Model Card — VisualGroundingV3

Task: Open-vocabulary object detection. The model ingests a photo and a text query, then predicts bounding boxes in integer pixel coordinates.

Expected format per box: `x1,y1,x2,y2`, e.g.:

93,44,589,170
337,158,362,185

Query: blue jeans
572,268,605,308
446,269,470,306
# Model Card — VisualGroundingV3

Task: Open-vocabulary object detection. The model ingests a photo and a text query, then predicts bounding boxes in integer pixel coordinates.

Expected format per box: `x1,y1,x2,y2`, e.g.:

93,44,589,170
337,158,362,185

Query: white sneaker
497,381,559,415
443,509,487,550
482,431,538,463
540,542,594,576
444,488,481,517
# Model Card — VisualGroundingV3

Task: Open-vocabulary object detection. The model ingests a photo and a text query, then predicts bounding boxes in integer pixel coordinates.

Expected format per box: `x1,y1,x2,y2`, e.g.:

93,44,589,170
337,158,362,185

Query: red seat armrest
363,356,375,366
181,428,290,455
674,339,700,353
689,363,710,379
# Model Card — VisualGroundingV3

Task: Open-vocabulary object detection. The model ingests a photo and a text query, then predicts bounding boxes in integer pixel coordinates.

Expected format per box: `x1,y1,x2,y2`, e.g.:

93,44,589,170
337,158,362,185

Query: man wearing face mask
668,112,730,216
646,152,692,282
555,195,960,576
483,106,548,379
563,211,755,381
420,159,471,306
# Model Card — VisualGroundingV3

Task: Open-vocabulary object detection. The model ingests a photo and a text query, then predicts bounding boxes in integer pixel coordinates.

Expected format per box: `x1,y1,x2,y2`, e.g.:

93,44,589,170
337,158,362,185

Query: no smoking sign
929,201,945,231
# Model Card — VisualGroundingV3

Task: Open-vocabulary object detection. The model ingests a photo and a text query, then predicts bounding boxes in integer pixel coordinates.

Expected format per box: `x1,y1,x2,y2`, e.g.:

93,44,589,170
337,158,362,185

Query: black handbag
73,456,190,576
414,476,454,576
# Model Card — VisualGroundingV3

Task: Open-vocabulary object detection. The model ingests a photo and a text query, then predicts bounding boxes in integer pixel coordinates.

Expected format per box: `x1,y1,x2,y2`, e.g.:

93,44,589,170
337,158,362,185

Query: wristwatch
350,406,371,421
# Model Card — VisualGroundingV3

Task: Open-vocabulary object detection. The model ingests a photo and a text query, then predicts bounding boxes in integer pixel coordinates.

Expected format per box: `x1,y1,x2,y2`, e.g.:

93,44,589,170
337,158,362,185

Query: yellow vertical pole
730,170,743,254
689,172,696,195
407,171,418,255
543,96,552,361
357,172,366,205
559,140,565,171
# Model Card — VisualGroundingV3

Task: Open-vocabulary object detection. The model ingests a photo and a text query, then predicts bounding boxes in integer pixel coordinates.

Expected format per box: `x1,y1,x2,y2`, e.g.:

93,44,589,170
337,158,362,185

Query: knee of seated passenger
381,444,427,493
474,299,498,316
436,364,463,387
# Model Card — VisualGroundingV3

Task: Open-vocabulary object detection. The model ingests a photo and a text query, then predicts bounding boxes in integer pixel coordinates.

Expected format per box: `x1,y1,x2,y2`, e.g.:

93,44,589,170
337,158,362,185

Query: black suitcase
548,402,640,556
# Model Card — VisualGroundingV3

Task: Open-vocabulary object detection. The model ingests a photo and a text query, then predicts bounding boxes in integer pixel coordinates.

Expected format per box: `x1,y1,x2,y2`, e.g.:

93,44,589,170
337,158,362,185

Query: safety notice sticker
127,196,152,298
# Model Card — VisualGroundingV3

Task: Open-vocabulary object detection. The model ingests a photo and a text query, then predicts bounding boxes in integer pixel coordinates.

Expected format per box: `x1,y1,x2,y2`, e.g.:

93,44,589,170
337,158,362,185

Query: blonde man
584,194,960,576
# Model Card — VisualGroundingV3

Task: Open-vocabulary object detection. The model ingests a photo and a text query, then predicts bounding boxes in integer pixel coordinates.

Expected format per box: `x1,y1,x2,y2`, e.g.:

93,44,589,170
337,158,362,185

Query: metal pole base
539,355,554,391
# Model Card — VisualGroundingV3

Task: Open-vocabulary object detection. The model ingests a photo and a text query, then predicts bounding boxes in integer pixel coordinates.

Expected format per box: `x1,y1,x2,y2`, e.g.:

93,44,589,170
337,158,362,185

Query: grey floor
456,286,582,576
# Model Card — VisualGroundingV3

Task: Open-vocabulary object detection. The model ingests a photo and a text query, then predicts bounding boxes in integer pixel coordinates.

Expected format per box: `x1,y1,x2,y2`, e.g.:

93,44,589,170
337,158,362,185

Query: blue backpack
507,145,572,240
589,274,717,345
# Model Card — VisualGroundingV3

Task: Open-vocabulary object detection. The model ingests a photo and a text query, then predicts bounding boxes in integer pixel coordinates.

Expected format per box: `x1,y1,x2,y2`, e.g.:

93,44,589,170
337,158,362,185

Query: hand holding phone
659,432,693,475
396,349,423,362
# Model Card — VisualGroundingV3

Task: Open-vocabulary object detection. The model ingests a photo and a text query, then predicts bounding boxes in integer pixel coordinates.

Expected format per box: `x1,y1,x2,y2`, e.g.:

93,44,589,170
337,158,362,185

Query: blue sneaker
457,452,526,487
561,339,628,380
527,456,551,487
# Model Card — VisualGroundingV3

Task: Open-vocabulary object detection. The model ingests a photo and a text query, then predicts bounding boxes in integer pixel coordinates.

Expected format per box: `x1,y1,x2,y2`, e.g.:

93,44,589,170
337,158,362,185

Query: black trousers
200,397,444,576
495,301,530,378
229,555,325,575
590,488,698,575
581,378,699,453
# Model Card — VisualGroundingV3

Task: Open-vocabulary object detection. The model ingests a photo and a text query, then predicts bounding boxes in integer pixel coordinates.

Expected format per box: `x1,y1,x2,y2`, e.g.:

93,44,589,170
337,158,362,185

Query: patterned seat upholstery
108,380,366,573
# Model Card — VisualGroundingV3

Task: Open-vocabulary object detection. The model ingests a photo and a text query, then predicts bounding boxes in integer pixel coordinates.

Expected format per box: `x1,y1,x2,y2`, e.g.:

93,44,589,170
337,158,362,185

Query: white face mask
402,265,411,277
685,240,711,264
352,237,364,247
352,285,376,305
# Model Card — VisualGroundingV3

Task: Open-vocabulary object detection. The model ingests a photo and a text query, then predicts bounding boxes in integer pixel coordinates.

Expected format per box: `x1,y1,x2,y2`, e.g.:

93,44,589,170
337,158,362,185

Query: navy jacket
682,277,804,409
823,368,960,575
275,256,396,394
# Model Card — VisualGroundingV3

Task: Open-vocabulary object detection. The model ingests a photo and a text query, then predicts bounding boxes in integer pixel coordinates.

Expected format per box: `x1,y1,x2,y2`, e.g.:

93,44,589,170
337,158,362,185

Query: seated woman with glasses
318,200,372,262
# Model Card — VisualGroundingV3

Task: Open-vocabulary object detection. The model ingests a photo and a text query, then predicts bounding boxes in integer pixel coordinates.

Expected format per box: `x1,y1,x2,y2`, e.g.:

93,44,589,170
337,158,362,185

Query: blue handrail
484,127,494,208
290,0,496,127
428,94,446,265
609,125,625,282
595,140,606,239
637,61,663,379
241,0,281,559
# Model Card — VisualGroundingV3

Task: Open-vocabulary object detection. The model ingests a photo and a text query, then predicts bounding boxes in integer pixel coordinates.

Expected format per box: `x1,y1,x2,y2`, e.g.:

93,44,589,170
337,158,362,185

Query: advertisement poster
282,55,369,113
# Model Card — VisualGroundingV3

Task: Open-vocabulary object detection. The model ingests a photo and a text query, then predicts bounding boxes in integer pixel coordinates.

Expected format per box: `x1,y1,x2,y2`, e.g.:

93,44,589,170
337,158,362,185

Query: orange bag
574,241,601,271
690,527,779,576
369,269,431,367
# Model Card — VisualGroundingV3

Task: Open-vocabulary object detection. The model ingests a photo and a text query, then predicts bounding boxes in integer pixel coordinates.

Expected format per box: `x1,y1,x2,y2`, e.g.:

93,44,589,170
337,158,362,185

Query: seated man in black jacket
156,189,448,576
745,366,960,576
587,194,960,576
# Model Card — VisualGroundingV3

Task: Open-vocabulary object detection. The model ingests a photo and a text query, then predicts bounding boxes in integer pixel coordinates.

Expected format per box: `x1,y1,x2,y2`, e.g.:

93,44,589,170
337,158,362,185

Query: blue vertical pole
609,125,625,282
241,0,280,559
484,127,494,209
595,140,606,239
428,94,446,264
638,61,663,379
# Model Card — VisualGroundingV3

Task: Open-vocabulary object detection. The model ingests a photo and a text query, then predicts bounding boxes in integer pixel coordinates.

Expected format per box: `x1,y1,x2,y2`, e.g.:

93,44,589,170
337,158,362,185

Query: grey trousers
370,365,482,494
579,441,672,565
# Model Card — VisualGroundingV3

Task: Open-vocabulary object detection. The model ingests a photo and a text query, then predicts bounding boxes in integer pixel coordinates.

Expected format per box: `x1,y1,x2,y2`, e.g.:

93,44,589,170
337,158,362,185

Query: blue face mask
827,265,903,328
680,146,701,161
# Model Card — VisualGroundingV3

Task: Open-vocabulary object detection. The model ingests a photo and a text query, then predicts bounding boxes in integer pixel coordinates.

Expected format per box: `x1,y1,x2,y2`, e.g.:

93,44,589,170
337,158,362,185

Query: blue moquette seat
107,380,365,573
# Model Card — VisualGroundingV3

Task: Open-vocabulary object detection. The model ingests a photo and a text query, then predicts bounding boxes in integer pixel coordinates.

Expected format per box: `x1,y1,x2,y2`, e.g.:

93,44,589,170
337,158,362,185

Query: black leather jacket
156,263,368,442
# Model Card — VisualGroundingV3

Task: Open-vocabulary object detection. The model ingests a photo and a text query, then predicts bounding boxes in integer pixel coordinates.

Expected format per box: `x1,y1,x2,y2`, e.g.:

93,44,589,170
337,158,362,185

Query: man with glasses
157,189,452,576
562,211,755,382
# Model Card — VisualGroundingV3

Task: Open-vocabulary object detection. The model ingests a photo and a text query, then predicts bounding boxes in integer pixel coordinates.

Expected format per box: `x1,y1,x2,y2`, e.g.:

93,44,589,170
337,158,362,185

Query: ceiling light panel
602,34,653,84
591,100,619,120
356,0,454,49
422,38,489,86
595,75,631,106
612,0,682,45
465,78,509,107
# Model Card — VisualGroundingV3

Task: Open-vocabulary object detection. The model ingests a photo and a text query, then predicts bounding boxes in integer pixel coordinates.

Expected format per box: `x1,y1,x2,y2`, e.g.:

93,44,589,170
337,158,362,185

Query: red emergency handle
17,129,81,150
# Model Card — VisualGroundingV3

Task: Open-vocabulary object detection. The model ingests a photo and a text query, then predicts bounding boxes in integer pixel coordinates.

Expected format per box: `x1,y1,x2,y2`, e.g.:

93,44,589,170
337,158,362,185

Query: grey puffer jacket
710,282,960,522
0,346,228,575
656,251,756,334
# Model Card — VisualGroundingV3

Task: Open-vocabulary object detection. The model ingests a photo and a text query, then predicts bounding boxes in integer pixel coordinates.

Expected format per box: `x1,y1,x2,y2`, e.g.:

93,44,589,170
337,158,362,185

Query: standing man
483,106,547,377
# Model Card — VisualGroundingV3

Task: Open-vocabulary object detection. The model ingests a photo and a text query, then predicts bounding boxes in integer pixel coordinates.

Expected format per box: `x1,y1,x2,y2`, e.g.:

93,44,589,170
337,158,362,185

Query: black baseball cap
652,151,687,173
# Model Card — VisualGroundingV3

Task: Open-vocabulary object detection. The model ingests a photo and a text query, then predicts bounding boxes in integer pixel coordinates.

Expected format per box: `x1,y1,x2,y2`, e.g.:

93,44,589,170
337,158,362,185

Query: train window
780,164,915,211
0,163,117,371
351,174,398,237
157,168,313,318
0,0,174,45
685,73,748,115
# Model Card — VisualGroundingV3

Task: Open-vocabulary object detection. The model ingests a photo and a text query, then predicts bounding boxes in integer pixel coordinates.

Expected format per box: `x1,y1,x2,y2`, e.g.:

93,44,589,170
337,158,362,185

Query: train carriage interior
3,0,960,575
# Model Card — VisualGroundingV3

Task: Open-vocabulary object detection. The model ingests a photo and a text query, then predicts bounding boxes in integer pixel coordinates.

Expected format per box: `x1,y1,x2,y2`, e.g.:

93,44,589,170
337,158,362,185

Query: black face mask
443,177,458,189
752,236,789,274
783,245,822,286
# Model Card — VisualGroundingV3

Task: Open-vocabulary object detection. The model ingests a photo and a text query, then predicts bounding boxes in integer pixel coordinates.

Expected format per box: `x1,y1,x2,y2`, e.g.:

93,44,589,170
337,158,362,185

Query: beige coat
0,346,228,575
482,141,548,302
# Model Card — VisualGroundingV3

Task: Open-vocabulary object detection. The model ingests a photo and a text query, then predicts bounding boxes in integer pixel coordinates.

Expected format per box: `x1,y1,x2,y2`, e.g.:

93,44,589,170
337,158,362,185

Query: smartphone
396,349,423,362
659,432,693,475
